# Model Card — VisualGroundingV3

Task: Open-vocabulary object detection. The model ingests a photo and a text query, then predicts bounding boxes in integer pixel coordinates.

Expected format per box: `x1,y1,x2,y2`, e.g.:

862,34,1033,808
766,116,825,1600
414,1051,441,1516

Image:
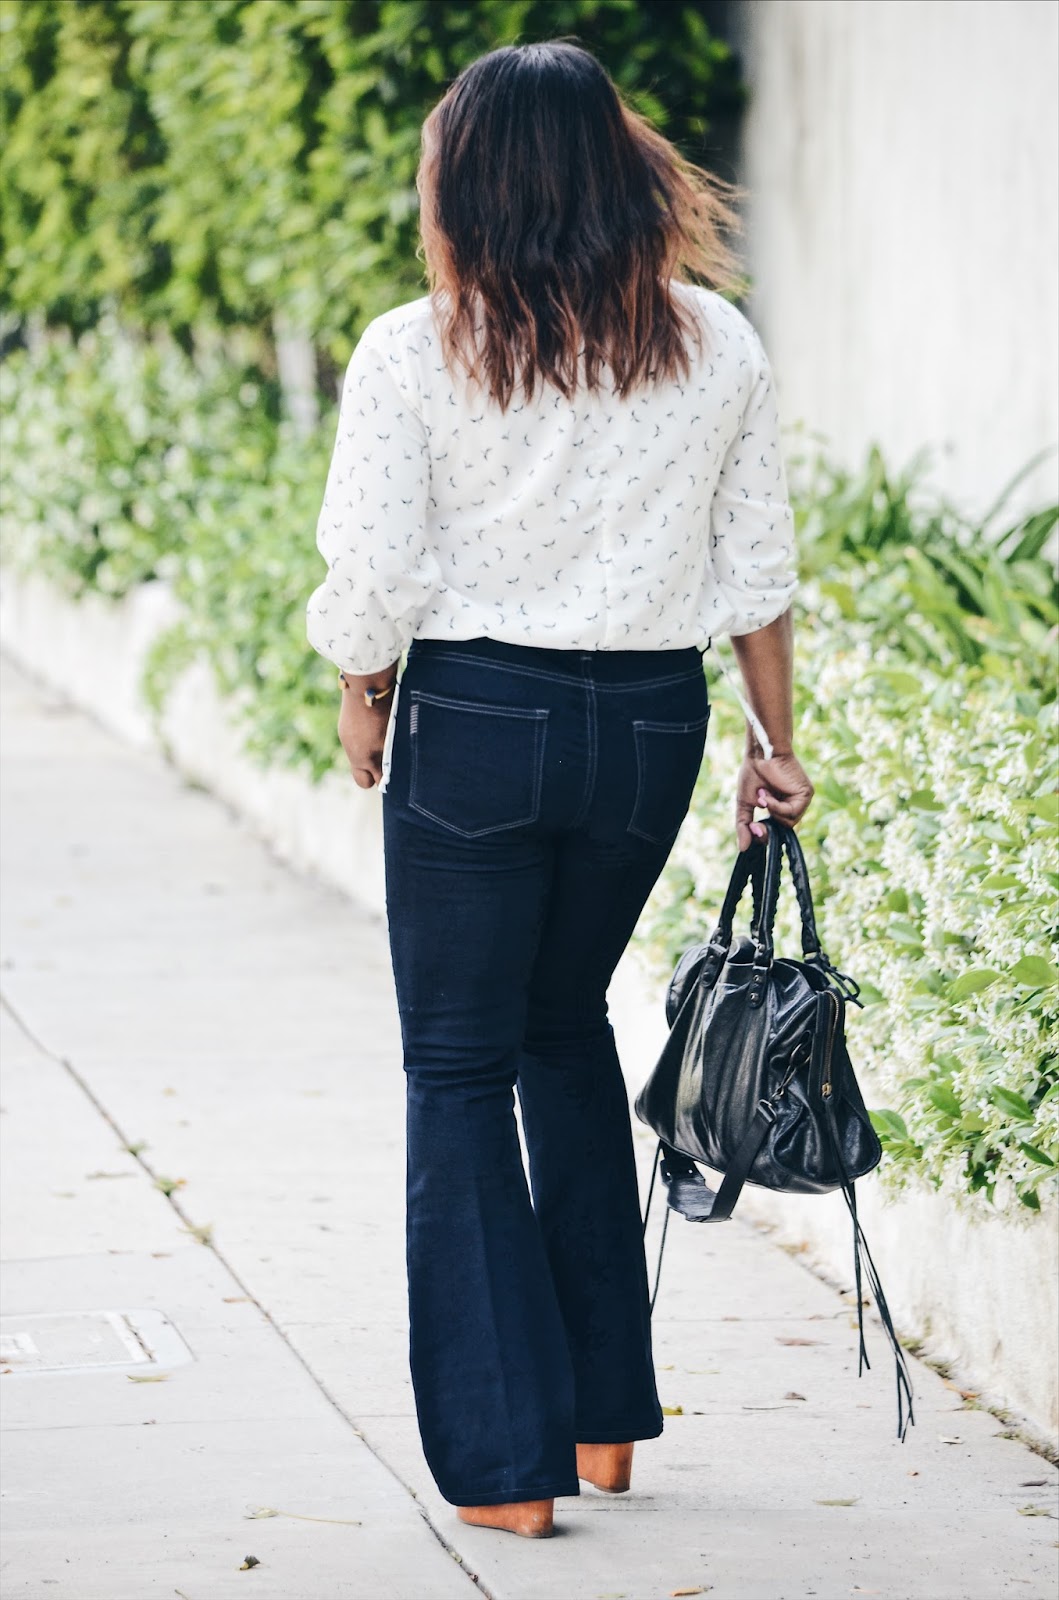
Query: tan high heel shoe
576,1441,634,1493
456,1498,555,1537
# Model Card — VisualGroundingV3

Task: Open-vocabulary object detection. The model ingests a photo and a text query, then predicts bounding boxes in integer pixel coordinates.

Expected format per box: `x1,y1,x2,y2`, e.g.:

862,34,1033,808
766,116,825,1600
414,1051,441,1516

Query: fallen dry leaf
244,1505,362,1526
239,1554,260,1569
776,1337,822,1346
1020,1479,1049,1487
784,1391,807,1401
662,1405,684,1416
223,1296,250,1304
180,1223,213,1245
1017,1505,1057,1518
939,1435,963,1445
815,1497,859,1507
127,1373,169,1384
670,1588,709,1597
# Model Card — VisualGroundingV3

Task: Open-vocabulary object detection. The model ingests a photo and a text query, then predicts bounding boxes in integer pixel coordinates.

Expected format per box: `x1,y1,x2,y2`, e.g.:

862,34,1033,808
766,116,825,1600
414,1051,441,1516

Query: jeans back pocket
408,690,549,837
628,710,711,844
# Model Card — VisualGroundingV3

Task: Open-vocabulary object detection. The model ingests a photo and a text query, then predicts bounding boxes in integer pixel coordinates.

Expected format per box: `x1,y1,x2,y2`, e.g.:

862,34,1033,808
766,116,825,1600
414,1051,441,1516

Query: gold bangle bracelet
338,671,395,708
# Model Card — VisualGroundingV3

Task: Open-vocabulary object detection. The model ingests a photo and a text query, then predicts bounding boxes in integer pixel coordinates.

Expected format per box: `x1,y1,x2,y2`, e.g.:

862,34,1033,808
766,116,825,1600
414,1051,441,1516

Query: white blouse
306,282,798,679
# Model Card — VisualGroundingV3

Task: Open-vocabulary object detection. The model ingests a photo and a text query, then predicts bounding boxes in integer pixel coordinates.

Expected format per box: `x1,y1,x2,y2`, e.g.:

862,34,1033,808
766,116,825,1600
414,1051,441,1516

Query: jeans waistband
407,635,706,685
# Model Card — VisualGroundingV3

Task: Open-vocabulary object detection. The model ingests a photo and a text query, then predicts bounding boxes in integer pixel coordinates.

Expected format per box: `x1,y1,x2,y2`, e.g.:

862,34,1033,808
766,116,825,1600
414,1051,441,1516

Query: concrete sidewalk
1,655,1056,1600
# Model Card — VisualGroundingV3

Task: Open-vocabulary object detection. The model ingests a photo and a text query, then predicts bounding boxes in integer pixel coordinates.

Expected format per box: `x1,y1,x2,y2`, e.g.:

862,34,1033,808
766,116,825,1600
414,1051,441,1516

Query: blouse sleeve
707,326,798,639
306,327,432,675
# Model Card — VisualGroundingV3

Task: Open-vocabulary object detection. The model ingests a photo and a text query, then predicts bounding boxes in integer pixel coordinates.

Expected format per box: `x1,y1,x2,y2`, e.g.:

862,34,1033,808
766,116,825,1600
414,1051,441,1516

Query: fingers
736,794,768,852
759,789,812,823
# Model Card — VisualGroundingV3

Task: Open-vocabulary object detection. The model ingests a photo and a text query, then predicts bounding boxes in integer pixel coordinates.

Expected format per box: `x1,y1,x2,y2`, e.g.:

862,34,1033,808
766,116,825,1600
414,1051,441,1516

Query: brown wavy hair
416,40,748,411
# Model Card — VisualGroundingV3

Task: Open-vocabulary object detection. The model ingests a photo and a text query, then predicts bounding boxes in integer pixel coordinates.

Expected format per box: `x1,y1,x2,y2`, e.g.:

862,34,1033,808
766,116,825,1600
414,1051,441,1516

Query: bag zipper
821,989,840,1098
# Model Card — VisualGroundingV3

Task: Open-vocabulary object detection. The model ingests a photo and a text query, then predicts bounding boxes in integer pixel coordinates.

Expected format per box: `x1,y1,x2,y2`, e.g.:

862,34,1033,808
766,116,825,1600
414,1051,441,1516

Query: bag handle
775,823,864,1003
707,820,830,1006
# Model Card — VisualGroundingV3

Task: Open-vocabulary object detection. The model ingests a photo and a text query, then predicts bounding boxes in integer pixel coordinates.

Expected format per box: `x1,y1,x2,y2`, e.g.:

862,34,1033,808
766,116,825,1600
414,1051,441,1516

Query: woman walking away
306,41,813,1539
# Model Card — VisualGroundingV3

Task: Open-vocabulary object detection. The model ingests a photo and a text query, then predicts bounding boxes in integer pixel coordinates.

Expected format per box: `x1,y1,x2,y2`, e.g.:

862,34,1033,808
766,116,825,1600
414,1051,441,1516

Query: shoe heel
456,1498,555,1537
576,1441,634,1493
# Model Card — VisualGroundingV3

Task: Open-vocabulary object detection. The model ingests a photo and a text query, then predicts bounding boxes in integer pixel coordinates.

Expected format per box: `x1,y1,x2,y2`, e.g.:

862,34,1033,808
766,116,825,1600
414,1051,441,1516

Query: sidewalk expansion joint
0,989,501,1592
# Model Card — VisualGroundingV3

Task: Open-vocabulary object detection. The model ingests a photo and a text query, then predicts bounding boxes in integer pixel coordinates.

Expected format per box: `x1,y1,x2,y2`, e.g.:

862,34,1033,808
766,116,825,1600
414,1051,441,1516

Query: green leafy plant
643,450,1058,1217
1,0,743,351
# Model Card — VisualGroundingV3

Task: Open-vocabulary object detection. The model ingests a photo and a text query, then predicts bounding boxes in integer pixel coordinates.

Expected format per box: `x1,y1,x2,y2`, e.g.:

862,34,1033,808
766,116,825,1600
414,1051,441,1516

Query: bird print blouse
306,281,798,677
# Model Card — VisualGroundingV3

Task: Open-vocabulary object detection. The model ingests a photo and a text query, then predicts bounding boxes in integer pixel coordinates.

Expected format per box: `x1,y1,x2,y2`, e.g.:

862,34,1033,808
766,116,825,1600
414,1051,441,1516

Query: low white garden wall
2,566,1056,1453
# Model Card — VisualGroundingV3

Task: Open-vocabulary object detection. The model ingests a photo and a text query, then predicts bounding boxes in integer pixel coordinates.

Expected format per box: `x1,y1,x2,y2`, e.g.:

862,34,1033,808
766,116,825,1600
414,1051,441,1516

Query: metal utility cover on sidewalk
0,1309,193,1376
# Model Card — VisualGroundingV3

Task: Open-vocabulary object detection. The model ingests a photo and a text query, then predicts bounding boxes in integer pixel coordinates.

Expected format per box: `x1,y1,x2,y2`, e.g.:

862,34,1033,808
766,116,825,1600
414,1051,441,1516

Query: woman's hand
336,663,399,788
735,748,814,852
338,694,387,788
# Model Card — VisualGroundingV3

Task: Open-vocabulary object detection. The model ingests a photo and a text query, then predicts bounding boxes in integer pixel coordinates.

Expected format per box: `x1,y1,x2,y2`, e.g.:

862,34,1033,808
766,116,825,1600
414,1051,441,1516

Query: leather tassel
825,1098,916,1441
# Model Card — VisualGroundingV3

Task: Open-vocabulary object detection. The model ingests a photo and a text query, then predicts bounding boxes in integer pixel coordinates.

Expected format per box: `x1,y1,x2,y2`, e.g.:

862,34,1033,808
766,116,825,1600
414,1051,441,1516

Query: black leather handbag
635,818,915,1440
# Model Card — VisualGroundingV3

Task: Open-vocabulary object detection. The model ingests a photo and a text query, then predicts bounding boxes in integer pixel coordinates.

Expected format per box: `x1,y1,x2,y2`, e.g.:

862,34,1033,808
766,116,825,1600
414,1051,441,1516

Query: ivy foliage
0,0,743,353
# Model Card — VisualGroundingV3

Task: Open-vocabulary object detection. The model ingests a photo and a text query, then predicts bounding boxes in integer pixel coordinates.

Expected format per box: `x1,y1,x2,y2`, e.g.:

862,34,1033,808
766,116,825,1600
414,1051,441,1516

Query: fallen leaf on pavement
938,1436,963,1445
777,1337,822,1346
127,1373,169,1383
180,1223,213,1245
670,1588,709,1596
943,1379,980,1400
662,1405,684,1416
1020,1479,1049,1487
784,1391,807,1401
244,1505,363,1526
815,1498,859,1507
239,1555,260,1570
223,1297,250,1304
1018,1505,1057,1518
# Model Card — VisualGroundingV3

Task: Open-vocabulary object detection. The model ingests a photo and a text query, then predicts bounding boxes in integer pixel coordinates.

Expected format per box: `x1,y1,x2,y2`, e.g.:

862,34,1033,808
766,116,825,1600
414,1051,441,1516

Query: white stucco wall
731,0,1059,521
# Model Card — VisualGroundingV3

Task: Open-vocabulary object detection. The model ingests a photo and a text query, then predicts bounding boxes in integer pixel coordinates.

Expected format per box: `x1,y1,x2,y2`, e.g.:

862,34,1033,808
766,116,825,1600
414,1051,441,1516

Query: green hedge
1,0,742,356
648,447,1059,1215
1,322,1057,1216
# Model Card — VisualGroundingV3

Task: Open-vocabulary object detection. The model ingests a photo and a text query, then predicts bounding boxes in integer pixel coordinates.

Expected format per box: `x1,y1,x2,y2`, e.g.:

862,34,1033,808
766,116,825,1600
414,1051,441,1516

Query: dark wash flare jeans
382,635,711,1507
